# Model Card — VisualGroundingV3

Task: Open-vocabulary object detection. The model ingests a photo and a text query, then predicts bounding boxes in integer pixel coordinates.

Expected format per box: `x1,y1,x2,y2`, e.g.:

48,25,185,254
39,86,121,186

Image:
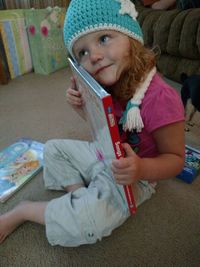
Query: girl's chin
96,79,116,88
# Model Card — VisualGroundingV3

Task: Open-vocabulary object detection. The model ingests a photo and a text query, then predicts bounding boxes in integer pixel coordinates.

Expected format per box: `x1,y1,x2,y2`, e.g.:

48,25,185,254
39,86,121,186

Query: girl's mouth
94,64,112,75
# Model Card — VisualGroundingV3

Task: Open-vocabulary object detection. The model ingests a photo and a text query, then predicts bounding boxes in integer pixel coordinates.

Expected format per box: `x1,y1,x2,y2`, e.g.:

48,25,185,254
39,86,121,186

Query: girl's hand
111,143,142,185
66,76,83,106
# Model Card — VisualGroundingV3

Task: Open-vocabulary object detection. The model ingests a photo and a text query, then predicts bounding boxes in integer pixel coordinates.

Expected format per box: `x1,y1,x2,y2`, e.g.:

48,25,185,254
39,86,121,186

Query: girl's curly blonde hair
112,38,156,102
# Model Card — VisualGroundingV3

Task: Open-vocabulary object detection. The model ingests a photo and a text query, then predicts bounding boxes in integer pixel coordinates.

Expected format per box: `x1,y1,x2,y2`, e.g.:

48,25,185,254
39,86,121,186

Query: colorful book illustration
68,57,137,214
0,138,44,203
177,145,200,183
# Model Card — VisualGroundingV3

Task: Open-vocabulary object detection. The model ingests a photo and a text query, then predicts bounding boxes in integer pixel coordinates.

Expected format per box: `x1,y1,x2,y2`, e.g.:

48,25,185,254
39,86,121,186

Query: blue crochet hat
63,0,143,56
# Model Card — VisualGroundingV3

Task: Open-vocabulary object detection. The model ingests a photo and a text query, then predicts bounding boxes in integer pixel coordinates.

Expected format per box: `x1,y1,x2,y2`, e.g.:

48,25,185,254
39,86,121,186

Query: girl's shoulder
144,73,182,104
141,73,185,133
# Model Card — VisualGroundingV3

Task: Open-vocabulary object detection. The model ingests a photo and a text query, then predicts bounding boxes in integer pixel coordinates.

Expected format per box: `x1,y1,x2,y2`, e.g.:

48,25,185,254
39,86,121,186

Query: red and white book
68,57,137,214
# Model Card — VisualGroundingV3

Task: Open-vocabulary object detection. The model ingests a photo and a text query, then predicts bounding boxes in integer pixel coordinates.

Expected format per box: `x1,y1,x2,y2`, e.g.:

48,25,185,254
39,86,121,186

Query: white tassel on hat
119,67,156,132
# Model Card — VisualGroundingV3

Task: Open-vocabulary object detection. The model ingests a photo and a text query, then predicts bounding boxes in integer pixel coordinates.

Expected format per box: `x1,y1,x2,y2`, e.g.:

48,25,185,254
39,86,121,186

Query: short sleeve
141,75,185,133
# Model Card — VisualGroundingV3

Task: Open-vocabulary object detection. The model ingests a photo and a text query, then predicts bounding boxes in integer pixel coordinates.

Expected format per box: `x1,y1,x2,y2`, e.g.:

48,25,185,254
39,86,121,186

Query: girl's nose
90,47,103,63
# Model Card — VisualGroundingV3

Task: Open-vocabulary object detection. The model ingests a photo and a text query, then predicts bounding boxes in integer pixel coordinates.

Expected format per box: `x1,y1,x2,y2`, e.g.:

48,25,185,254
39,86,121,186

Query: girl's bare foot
0,201,30,243
0,200,47,243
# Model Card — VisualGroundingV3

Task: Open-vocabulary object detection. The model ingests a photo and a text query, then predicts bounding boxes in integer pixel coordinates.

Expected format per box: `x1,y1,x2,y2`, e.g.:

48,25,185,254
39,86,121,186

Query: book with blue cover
0,138,44,203
177,145,200,183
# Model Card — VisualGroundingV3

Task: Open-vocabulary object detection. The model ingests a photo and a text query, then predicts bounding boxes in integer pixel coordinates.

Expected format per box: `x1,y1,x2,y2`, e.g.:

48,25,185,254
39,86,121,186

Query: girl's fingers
66,87,83,106
66,88,80,97
65,75,84,106
67,94,82,106
114,174,131,185
70,76,77,89
111,161,130,174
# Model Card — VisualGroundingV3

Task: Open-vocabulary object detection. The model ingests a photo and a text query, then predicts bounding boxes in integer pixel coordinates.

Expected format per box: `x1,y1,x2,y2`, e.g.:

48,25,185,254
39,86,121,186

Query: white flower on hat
117,0,138,20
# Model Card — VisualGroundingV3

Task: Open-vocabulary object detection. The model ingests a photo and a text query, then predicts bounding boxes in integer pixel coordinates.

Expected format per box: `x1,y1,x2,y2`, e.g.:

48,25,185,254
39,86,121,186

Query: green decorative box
0,9,32,79
25,7,68,75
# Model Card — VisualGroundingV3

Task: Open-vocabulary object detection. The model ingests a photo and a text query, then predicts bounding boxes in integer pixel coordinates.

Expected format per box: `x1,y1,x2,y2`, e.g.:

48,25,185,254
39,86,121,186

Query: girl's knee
90,199,128,240
44,140,59,158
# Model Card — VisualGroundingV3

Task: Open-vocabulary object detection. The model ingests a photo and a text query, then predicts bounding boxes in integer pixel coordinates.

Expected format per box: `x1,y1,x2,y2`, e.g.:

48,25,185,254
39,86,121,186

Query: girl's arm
111,121,185,185
139,121,185,180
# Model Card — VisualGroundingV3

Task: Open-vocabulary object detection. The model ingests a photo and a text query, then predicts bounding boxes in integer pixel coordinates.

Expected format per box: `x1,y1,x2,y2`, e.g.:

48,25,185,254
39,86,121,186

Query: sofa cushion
135,1,200,82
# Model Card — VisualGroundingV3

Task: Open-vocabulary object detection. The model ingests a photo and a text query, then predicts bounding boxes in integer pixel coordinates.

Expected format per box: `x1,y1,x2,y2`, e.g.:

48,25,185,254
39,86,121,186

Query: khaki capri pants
44,139,155,247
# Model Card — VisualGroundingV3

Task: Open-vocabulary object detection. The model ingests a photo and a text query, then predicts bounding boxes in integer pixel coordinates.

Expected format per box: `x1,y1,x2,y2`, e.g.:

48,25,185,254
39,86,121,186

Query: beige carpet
0,68,200,267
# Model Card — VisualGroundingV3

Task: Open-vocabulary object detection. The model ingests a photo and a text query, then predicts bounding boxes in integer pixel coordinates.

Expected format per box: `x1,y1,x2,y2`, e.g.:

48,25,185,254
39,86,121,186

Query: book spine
185,145,200,155
102,96,137,214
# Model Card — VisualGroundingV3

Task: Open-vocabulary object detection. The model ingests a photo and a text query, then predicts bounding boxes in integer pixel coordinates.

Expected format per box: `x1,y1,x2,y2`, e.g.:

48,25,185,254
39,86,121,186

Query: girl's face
73,30,131,87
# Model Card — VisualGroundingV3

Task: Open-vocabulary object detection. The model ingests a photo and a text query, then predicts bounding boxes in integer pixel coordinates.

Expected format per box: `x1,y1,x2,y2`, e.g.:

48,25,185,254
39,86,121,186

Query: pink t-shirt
114,73,185,158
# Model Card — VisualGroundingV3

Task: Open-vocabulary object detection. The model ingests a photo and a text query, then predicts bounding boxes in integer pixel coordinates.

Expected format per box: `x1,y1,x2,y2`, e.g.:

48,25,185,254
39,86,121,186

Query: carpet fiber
0,68,200,267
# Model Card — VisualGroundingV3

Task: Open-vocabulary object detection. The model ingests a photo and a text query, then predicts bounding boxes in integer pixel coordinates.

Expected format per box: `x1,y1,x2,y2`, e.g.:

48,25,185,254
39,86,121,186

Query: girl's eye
100,35,109,44
78,50,88,59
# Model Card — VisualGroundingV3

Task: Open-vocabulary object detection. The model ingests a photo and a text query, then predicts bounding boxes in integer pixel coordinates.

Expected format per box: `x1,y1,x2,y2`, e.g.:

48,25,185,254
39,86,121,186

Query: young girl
0,0,185,247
